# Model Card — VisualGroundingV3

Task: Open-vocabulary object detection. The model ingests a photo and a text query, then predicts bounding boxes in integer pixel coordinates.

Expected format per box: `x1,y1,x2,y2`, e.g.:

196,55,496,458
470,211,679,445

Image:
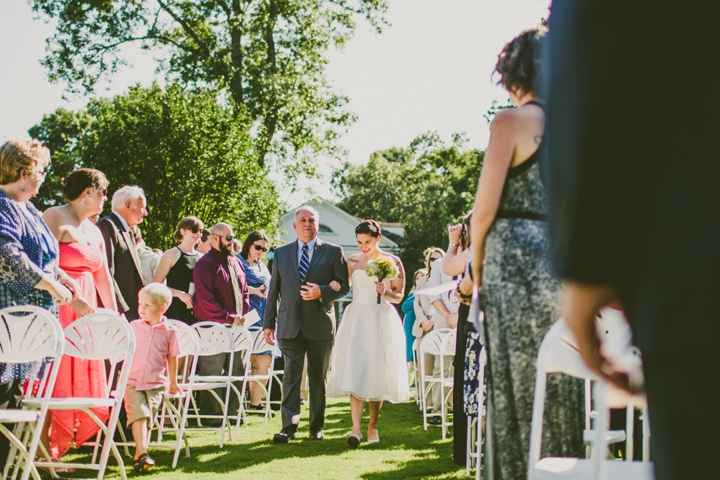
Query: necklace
67,204,86,235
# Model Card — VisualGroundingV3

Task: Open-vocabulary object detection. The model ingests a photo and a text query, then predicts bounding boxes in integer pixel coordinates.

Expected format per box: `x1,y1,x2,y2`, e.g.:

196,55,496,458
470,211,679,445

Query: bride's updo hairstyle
62,168,109,202
494,25,547,96
173,216,203,242
355,219,382,238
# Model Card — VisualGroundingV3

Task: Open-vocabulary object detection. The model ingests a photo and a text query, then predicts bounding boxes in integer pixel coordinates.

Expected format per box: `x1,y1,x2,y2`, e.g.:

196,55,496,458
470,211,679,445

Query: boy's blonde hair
139,283,173,307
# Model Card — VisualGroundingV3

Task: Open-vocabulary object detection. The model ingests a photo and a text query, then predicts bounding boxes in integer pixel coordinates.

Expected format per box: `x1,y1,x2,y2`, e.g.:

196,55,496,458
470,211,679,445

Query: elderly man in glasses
192,222,249,423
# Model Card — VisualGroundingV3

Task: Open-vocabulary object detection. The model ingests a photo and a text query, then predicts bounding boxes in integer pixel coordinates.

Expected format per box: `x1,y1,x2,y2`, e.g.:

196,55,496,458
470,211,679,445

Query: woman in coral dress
42,169,118,459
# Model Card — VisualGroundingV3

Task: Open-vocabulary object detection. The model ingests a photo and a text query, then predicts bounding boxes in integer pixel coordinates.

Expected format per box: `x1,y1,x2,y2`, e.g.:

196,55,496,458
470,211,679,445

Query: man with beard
192,222,249,423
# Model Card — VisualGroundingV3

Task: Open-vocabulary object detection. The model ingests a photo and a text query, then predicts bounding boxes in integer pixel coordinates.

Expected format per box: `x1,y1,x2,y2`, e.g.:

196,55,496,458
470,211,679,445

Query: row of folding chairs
0,306,277,479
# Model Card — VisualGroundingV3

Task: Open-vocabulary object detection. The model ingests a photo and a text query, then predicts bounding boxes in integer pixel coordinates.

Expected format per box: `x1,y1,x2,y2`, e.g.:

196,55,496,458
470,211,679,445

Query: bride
328,219,410,448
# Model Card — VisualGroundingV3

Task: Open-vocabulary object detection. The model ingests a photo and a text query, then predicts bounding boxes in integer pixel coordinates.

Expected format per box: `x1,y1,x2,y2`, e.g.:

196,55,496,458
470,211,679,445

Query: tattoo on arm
534,134,543,145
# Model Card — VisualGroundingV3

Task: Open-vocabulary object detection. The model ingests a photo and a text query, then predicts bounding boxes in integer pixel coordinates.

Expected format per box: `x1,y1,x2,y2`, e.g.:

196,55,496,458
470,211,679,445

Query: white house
276,198,404,319
277,198,402,256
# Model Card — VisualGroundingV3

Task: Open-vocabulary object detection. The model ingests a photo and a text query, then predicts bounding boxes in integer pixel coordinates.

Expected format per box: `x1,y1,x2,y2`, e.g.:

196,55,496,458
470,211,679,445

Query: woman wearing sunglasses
153,216,204,325
237,230,273,410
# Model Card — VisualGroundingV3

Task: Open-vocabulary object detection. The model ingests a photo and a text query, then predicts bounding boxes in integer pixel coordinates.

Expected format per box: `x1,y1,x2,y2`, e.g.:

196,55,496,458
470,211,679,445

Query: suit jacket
97,212,144,320
412,275,435,338
545,1,720,356
264,238,349,340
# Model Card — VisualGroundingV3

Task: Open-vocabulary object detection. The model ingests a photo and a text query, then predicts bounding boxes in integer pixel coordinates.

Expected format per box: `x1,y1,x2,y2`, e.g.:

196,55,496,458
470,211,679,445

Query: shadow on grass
41,399,467,479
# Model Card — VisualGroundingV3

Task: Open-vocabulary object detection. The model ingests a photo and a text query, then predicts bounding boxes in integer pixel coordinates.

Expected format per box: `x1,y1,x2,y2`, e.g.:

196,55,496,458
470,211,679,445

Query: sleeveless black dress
481,101,584,479
165,247,199,325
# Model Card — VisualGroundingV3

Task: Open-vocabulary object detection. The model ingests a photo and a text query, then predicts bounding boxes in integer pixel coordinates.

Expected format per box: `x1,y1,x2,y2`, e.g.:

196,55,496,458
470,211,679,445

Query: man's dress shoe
309,430,324,440
273,426,297,443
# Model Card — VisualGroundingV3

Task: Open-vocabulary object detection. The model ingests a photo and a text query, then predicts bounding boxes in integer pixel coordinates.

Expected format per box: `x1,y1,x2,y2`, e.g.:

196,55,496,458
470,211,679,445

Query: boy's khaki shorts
124,385,164,428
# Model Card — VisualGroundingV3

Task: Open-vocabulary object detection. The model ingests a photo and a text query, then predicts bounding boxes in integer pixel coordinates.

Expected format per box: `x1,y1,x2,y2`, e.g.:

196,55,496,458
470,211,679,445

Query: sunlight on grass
40,398,471,479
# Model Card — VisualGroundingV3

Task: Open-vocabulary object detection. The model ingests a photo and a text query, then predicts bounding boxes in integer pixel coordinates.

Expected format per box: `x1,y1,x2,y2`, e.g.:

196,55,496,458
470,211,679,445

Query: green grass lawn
45,398,472,479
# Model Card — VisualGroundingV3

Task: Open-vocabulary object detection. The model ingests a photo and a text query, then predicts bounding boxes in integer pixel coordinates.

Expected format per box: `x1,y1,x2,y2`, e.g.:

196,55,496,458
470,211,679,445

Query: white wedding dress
328,269,411,403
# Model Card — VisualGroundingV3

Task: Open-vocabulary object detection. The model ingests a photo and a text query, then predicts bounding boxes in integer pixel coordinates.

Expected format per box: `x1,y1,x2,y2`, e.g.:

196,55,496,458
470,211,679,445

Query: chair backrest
64,308,135,361
0,306,64,363
192,321,234,357
536,319,597,380
228,325,252,353
249,327,272,355
166,320,200,358
419,328,454,356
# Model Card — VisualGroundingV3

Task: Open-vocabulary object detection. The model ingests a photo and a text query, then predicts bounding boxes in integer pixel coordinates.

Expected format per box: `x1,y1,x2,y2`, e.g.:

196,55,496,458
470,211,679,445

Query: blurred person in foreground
469,26,583,479
545,3,720,479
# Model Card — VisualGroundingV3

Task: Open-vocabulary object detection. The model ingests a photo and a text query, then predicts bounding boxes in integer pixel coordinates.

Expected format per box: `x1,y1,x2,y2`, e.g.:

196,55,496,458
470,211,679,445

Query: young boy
124,283,181,474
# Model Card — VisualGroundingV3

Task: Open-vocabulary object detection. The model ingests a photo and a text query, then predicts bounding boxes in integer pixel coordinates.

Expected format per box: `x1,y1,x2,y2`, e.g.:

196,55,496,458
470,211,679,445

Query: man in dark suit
264,206,350,442
97,185,147,321
545,3,720,479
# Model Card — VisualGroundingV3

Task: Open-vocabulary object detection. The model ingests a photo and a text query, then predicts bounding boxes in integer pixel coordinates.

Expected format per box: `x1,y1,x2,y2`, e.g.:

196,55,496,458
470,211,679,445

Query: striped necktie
299,243,310,282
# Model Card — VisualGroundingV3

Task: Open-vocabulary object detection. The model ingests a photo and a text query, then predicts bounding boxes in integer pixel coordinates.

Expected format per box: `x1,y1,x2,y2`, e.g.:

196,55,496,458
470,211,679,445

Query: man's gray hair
294,205,320,219
111,185,146,211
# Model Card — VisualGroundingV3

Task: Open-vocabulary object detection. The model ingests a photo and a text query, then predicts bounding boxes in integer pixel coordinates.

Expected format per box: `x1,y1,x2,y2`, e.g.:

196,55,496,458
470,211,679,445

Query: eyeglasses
253,244,268,252
95,187,107,196
214,234,235,242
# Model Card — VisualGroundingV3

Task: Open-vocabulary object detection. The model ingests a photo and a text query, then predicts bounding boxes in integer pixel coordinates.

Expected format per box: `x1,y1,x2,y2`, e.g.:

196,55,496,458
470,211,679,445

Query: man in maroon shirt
192,222,249,423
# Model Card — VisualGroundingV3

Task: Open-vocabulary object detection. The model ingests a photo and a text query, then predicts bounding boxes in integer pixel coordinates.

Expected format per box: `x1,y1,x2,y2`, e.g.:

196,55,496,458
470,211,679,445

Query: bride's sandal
346,433,363,448
367,429,380,443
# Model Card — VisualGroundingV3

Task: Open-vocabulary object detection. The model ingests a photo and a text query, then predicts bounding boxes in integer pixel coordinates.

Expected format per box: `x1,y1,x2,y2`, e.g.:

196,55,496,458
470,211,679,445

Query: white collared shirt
113,210,132,232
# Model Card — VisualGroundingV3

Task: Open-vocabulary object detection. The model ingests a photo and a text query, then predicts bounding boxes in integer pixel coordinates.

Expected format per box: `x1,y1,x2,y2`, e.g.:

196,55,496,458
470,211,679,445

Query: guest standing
192,222,249,421
469,27,583,479
43,168,118,458
0,139,74,469
402,269,425,374
196,228,212,255
153,216,203,325
237,230,272,410
97,186,147,321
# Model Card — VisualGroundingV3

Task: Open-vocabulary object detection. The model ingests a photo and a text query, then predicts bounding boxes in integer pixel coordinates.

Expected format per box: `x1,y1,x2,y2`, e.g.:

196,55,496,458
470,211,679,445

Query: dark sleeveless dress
481,101,584,479
165,247,199,324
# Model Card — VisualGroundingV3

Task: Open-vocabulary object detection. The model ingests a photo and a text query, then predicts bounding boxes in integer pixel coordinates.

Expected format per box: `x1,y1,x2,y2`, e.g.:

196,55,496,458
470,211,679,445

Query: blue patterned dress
0,190,60,385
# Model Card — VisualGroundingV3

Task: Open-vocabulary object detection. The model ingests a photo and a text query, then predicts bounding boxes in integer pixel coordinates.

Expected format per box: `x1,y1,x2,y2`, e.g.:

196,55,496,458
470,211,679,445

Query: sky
0,0,550,204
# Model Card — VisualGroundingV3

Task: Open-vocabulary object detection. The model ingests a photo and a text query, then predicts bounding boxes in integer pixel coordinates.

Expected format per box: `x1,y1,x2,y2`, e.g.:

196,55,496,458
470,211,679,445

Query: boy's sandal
133,453,155,474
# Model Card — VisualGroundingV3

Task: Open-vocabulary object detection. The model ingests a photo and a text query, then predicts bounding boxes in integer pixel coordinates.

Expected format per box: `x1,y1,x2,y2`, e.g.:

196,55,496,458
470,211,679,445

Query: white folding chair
466,346,487,479
419,327,455,439
527,318,654,480
151,320,199,468
24,308,135,480
186,322,250,447
241,328,276,426
0,306,64,480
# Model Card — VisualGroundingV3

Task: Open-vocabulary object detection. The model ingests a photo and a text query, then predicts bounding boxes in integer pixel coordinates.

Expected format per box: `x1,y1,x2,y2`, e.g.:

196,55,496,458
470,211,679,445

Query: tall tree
28,108,93,210
31,0,389,175
334,132,484,276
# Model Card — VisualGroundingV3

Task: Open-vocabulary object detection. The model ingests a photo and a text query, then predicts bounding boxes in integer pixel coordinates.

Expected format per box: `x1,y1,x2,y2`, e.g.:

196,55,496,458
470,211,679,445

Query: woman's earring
82,195,93,208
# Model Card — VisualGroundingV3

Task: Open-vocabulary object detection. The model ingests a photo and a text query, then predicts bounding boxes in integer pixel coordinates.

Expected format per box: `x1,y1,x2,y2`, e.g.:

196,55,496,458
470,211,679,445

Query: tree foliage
334,132,484,275
31,0,389,175
28,108,93,210
30,83,281,250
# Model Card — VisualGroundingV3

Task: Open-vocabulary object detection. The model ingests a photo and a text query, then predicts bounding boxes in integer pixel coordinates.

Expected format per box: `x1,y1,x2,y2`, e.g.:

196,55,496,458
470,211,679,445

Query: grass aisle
48,398,471,479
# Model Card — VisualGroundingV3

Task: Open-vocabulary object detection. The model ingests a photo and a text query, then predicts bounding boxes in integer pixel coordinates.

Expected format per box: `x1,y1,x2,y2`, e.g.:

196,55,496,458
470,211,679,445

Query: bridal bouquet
365,257,399,304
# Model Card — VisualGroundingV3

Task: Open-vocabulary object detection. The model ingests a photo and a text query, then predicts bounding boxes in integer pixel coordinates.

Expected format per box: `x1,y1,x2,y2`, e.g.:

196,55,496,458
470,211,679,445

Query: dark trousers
196,352,246,417
0,378,23,471
278,331,332,432
643,352,720,480
453,303,471,466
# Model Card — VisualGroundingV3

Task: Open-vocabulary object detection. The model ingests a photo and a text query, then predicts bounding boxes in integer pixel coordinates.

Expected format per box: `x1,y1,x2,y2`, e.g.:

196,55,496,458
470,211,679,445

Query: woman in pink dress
42,168,118,459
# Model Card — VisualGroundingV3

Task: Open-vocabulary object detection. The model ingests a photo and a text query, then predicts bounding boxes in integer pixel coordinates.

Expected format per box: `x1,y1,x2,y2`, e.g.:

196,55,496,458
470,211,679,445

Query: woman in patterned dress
469,27,584,479
237,230,272,410
0,139,74,470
